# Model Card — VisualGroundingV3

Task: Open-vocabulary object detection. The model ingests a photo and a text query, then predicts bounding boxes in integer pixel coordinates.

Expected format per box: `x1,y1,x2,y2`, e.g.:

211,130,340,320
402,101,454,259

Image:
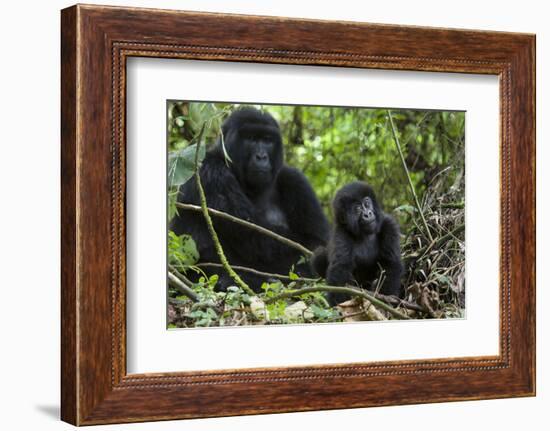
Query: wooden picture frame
61,4,535,425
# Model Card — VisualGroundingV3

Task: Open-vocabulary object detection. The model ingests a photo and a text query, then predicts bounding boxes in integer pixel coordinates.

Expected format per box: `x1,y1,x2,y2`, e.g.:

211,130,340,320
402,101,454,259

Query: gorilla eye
262,138,274,146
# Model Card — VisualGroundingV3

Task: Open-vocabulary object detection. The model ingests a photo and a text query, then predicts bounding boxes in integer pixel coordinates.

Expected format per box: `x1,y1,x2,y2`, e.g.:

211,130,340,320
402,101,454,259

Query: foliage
166,101,466,327
168,231,199,268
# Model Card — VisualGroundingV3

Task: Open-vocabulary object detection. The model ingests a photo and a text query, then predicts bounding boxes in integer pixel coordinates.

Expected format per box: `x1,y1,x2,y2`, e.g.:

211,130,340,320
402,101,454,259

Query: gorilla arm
311,246,328,278
325,230,355,287
276,166,330,250
323,230,357,305
377,214,404,297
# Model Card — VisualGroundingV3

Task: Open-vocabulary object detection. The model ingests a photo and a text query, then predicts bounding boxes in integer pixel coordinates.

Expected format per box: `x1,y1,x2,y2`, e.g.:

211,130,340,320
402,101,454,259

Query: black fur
170,108,329,291
312,182,403,305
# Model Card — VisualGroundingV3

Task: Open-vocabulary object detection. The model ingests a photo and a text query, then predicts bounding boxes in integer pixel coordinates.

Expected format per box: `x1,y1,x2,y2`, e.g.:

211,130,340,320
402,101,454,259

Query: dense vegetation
167,102,465,328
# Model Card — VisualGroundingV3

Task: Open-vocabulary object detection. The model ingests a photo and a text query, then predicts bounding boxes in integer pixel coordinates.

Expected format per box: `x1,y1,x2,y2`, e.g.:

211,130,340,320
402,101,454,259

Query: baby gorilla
312,182,404,305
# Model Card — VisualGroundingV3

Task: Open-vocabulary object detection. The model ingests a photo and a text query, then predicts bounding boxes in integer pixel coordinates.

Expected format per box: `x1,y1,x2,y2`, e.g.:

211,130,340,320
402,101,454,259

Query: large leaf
168,231,200,266
168,143,206,187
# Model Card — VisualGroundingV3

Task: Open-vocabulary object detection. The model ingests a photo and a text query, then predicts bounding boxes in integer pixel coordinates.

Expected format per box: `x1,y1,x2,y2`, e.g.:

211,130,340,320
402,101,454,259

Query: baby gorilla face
333,181,381,237
354,196,378,234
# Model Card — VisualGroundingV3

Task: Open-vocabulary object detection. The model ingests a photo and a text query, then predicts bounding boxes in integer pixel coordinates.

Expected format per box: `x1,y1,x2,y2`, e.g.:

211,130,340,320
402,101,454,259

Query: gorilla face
334,182,381,237
353,196,378,234
240,126,281,190
220,108,283,193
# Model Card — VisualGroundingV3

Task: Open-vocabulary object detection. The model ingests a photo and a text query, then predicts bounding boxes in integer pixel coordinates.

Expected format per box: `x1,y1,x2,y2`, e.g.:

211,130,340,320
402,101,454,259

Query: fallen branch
175,203,313,257
198,262,422,313
375,292,425,313
168,264,195,286
387,109,434,242
168,272,199,302
193,125,255,296
265,284,411,320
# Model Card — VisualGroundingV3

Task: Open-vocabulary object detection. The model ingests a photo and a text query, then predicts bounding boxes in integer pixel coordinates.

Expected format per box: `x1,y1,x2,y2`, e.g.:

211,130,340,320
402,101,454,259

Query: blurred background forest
167,102,466,327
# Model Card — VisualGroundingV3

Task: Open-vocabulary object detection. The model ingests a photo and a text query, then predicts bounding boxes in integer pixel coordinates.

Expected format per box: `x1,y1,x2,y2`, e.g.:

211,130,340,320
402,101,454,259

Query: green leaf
288,271,299,280
208,274,219,288
168,231,199,266
168,143,206,187
174,116,185,127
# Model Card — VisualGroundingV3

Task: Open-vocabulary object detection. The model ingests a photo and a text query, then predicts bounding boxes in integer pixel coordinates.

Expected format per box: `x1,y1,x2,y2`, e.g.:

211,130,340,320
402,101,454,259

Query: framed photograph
61,4,535,425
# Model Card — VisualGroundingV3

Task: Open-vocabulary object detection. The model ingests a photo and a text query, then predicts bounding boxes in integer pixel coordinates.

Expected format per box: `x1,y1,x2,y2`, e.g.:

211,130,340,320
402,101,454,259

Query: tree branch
197,262,422,313
265,284,411,320
175,203,313,257
375,292,425,313
168,271,199,302
168,263,195,286
387,110,434,242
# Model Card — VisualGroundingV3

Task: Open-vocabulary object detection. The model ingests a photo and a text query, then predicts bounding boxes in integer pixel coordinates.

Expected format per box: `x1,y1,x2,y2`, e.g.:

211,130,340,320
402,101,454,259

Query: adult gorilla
170,107,329,291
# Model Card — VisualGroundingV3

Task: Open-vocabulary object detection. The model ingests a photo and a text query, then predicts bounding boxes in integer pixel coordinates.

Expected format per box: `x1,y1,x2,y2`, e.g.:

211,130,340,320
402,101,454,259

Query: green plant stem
176,203,313,257
193,125,255,296
265,284,411,320
387,110,434,242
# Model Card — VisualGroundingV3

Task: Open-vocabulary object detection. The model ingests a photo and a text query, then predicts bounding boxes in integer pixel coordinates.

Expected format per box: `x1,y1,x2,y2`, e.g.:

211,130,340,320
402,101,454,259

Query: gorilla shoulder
275,165,330,249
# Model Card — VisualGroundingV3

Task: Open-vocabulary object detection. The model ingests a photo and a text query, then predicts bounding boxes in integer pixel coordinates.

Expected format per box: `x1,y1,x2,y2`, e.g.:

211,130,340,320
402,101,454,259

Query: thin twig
373,265,386,297
196,262,318,282
375,293,425,313
168,272,199,302
439,202,464,209
175,203,313,257
265,284,411,320
193,125,255,296
418,223,465,260
387,110,434,242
